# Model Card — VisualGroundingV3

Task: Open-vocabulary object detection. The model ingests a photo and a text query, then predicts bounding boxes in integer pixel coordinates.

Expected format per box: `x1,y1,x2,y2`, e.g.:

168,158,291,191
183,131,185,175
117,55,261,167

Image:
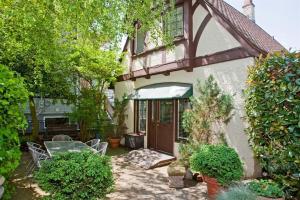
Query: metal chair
25,142,42,171
52,134,73,141
26,141,42,149
97,142,108,155
27,146,49,175
85,139,100,150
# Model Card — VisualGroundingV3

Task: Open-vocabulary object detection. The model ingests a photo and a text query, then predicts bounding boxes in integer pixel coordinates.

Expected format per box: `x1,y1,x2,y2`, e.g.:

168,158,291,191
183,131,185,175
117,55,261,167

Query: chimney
243,0,255,22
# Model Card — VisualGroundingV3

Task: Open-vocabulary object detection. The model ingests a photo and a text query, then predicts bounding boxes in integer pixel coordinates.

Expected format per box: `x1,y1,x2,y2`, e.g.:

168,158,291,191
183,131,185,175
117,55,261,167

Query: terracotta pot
109,138,121,148
203,175,220,198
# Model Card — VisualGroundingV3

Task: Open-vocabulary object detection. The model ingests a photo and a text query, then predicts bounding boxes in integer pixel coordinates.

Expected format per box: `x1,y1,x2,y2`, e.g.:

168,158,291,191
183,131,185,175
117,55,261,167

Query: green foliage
245,52,300,197
0,65,28,178
248,179,284,198
34,151,114,200
190,145,243,186
178,142,200,167
217,185,257,200
0,65,28,199
112,94,129,138
182,75,234,144
0,0,175,140
69,44,124,141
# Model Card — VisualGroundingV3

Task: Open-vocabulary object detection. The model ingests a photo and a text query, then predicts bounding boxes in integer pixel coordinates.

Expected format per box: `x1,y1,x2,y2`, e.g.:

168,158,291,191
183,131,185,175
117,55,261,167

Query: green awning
132,83,193,100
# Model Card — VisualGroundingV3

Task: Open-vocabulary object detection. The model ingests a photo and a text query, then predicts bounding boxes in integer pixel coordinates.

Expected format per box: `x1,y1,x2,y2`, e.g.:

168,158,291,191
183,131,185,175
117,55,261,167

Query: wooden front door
148,100,174,154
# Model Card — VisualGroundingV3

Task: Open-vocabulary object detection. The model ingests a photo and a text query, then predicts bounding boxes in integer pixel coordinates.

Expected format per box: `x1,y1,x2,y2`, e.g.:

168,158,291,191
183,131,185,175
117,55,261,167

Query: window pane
160,100,173,124
136,29,144,54
178,99,190,139
138,101,147,132
164,6,183,37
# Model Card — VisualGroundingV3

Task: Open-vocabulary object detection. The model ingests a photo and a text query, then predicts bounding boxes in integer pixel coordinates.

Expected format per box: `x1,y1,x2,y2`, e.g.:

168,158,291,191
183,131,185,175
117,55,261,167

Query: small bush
217,185,257,200
190,145,243,186
248,179,284,198
35,151,114,200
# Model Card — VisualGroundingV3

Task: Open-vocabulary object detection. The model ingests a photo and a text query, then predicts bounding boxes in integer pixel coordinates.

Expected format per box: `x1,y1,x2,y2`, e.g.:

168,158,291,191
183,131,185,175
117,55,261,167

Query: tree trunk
79,120,89,142
29,96,39,141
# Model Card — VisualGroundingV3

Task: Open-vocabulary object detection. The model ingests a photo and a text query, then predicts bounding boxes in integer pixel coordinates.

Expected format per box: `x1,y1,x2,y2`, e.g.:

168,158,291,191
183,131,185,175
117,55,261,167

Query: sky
225,0,300,50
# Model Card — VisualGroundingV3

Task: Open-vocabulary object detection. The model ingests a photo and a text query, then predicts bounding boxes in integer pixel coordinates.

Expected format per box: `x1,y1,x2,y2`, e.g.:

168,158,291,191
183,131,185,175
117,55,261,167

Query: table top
44,141,94,157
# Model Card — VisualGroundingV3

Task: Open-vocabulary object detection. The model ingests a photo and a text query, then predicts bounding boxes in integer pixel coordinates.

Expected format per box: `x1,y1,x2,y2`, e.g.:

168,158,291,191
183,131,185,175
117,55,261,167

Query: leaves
245,52,300,197
190,145,243,186
182,75,234,144
0,64,28,178
35,151,114,200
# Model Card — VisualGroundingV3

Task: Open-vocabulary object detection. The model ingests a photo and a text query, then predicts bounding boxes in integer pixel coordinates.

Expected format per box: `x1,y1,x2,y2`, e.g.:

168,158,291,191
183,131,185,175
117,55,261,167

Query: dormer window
164,6,184,38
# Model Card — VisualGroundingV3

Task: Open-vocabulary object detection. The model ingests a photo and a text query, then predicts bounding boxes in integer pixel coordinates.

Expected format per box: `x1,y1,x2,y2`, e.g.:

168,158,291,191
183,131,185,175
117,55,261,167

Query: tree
182,75,234,144
0,0,175,140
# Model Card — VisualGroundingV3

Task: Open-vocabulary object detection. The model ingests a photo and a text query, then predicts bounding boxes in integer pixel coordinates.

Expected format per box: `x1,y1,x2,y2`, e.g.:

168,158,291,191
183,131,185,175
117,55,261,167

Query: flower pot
203,175,220,198
109,138,121,148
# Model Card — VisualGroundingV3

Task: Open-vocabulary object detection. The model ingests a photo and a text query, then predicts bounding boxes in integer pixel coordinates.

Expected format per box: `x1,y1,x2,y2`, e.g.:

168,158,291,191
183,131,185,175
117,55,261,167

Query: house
114,0,285,177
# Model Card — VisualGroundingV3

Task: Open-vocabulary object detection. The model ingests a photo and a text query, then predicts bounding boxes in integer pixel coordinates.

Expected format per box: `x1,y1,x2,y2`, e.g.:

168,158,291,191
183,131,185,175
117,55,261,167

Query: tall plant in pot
190,144,244,198
179,75,234,182
109,94,129,148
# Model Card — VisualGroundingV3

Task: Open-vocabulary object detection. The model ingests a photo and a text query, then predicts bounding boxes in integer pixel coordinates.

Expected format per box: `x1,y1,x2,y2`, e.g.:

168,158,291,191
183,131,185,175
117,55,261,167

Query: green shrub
190,145,243,186
0,65,28,199
245,52,300,197
35,151,114,200
217,185,257,200
248,179,284,198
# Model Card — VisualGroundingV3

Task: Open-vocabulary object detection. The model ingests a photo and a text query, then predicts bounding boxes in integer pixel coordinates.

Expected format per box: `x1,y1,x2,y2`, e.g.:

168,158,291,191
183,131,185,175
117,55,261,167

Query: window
164,6,184,37
137,100,147,132
178,99,190,140
159,100,173,124
135,28,145,54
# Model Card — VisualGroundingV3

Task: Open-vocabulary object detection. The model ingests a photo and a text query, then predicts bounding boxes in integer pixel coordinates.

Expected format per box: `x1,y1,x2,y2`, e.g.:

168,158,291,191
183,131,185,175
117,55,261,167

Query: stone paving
10,151,208,200
107,154,208,200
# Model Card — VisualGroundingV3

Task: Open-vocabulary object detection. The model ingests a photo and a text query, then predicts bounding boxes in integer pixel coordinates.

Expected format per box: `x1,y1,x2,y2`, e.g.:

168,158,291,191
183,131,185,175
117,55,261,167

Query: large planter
109,138,121,148
203,175,220,198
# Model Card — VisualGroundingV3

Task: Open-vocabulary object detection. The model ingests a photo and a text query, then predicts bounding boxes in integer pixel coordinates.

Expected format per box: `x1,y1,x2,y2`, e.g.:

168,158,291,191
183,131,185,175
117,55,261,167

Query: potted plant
190,144,243,198
109,95,129,148
167,161,186,188
248,179,284,200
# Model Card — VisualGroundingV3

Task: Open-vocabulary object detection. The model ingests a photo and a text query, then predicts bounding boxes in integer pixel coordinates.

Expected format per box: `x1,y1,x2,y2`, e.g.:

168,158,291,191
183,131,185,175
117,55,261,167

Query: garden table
44,141,95,157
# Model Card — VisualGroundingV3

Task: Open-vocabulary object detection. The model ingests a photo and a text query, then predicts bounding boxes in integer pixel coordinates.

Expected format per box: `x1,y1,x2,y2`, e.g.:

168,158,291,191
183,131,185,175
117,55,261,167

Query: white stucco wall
193,5,241,57
115,57,261,178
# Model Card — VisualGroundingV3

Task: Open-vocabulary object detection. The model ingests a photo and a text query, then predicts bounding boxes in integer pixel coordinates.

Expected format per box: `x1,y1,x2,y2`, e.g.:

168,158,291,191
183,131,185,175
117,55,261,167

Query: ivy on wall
245,52,300,198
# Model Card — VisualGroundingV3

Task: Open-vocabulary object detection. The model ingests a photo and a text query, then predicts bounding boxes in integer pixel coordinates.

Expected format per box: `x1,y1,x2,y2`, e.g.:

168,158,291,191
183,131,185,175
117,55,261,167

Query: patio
10,150,207,200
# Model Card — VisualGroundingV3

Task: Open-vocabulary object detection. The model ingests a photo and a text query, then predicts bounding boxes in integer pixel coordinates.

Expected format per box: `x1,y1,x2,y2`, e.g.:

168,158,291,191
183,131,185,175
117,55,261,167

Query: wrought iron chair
85,139,100,150
26,142,42,171
97,142,108,155
27,146,49,175
52,134,73,141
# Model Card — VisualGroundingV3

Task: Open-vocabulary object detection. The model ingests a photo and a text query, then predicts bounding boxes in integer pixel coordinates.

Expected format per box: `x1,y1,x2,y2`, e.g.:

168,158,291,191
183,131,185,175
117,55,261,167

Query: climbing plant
245,52,300,198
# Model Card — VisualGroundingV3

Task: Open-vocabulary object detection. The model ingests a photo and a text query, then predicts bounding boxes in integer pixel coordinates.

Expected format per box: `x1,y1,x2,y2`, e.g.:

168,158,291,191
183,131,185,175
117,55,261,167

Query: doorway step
125,149,175,169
